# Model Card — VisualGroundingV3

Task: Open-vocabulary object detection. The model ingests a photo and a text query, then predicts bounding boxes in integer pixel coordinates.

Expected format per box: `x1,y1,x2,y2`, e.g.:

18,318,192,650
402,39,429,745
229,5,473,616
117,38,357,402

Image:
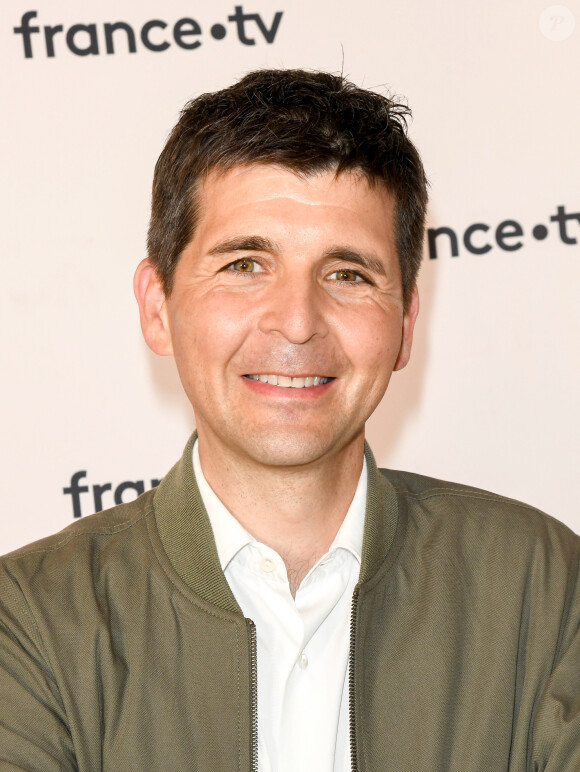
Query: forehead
192,163,395,254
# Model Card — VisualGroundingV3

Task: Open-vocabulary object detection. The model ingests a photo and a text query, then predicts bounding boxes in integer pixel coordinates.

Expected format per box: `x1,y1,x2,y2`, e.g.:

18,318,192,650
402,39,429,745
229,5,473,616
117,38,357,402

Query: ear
394,285,419,371
133,258,173,356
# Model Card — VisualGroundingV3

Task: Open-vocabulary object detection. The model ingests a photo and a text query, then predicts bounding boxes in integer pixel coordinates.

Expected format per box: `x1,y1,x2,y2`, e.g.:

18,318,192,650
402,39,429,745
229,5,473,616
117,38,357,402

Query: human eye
224,257,264,273
326,268,368,283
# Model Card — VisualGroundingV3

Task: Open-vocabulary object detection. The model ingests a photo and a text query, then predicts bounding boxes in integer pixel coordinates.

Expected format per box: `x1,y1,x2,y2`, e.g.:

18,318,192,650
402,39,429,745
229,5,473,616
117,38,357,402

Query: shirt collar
330,456,366,563
193,439,254,570
192,439,367,571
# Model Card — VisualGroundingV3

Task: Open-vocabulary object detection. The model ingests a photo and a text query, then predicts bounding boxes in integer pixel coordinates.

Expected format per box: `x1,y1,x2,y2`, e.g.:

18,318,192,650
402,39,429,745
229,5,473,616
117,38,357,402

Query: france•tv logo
13,7,283,58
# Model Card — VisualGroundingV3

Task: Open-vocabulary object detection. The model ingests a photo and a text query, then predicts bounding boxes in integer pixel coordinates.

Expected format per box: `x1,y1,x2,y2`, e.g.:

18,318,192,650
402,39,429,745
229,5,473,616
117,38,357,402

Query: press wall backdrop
1,0,579,553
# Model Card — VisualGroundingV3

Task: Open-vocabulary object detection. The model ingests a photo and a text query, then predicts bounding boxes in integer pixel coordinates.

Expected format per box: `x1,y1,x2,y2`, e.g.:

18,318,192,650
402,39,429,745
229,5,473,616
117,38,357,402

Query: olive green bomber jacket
0,436,579,770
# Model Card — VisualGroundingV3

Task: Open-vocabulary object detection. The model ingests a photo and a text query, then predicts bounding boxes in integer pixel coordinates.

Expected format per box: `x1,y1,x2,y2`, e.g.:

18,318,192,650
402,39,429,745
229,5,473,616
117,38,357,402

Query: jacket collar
153,433,403,612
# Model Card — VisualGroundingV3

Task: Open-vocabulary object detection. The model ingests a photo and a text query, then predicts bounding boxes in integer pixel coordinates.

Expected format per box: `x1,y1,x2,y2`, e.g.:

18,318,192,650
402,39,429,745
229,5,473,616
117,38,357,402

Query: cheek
337,308,403,372
169,291,251,369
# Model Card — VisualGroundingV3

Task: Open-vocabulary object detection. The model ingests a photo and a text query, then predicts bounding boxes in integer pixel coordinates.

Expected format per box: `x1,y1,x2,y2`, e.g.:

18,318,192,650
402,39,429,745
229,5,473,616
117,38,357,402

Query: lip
244,374,333,387
241,375,335,396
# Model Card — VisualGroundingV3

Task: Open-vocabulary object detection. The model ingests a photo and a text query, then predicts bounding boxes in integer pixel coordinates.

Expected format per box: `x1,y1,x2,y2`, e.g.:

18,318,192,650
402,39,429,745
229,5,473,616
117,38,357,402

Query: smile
244,375,333,388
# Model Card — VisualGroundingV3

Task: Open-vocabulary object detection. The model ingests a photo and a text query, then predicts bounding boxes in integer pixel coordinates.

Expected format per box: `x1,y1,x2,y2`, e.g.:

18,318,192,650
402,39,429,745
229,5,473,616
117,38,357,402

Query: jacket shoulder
379,467,579,548
0,491,158,655
1,489,156,563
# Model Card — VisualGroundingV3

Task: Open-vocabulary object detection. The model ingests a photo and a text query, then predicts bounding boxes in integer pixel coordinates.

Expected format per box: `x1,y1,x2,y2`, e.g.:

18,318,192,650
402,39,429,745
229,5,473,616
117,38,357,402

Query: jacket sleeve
531,552,580,771
0,565,76,770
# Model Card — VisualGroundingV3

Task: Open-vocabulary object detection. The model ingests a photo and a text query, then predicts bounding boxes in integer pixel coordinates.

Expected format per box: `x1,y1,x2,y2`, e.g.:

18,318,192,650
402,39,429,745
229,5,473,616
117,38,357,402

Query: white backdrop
1,0,578,554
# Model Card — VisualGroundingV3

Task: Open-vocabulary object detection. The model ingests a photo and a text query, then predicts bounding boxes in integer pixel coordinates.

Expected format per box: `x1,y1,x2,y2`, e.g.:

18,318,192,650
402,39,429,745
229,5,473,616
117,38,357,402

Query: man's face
139,164,418,469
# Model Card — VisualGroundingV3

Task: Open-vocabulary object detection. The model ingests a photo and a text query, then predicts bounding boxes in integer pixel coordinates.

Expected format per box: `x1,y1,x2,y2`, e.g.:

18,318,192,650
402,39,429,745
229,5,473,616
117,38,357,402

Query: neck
197,433,365,594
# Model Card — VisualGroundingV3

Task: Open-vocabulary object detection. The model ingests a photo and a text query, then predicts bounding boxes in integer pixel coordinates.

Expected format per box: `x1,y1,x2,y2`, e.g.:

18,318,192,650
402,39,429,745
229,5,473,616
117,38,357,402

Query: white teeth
246,374,330,388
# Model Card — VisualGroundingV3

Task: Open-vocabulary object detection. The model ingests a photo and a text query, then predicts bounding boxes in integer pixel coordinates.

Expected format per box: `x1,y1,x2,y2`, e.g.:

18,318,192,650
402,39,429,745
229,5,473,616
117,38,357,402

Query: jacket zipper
349,587,360,772
247,618,259,772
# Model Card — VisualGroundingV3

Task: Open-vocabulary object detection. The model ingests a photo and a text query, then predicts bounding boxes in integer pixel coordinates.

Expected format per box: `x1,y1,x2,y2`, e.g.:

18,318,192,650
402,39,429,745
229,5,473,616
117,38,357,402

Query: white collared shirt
193,441,366,772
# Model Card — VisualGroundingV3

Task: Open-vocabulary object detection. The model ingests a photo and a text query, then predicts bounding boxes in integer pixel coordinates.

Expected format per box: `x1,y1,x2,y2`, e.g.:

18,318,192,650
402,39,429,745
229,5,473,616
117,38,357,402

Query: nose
258,272,328,345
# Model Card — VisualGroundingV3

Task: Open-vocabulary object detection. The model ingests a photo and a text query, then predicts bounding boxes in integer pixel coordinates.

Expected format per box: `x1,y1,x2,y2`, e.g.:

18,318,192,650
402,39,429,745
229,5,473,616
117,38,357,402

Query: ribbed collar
153,433,403,613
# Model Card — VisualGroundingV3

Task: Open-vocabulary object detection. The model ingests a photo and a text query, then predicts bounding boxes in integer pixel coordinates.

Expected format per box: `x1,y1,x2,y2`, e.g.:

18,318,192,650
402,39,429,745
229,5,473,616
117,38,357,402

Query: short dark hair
148,69,428,308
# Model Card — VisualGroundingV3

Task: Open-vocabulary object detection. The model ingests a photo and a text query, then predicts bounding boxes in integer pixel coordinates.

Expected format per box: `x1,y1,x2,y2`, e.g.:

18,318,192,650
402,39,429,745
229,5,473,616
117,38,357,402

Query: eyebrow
324,247,387,277
208,236,277,255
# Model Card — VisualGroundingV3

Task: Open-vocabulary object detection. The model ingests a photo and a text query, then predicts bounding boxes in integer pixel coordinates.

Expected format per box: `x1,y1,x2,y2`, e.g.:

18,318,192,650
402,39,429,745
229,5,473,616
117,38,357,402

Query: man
0,70,578,771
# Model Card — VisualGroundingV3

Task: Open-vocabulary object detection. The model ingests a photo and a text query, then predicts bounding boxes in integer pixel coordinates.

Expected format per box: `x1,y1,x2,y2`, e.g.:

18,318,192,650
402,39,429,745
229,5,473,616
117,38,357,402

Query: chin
236,427,348,469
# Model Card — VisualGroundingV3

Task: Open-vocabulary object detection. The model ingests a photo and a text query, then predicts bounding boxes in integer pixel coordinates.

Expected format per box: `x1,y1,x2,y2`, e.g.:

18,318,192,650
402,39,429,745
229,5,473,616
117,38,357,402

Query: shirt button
261,557,275,573
296,652,309,670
